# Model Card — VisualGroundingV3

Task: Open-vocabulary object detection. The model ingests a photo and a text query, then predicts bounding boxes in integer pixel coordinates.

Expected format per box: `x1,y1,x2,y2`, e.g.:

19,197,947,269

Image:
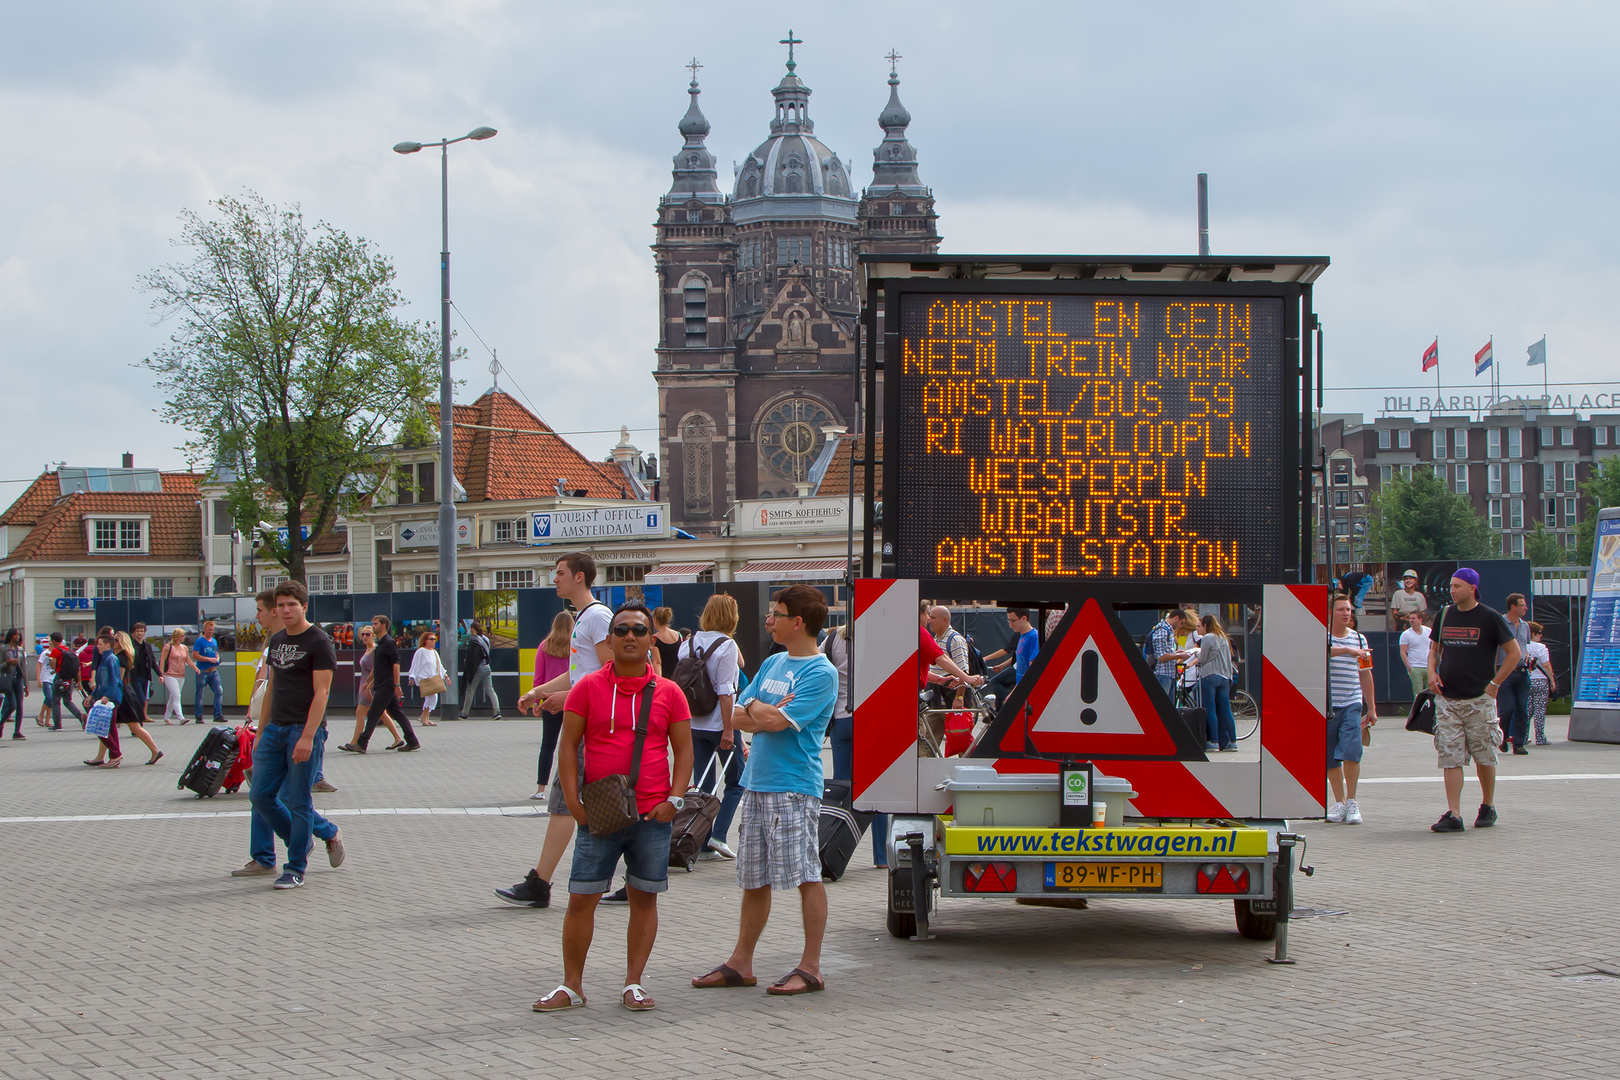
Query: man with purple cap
1426,567,1520,832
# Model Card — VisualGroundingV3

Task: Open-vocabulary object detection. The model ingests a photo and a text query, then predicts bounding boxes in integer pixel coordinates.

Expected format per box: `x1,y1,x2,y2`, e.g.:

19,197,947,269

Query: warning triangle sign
973,599,1209,762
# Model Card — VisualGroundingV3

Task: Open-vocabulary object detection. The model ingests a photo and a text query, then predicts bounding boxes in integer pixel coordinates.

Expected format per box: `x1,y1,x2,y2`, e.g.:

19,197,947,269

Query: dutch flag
1474,339,1493,376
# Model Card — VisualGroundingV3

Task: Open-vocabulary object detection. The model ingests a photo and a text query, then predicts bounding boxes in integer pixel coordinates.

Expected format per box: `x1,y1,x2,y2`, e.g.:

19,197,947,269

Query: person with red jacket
45,633,84,730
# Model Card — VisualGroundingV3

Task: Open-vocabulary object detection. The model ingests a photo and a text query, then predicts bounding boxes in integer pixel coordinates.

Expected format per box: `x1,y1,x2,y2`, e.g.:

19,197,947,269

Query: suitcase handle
692,750,735,796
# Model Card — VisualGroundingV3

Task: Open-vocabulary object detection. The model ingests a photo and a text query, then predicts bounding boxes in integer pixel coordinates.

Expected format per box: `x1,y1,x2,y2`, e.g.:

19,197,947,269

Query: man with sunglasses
533,601,692,1013
692,585,838,998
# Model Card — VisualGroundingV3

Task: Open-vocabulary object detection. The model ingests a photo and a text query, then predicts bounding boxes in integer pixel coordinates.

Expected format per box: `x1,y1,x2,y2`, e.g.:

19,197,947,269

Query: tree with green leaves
1524,522,1570,567
142,193,442,584
1575,456,1620,565
1369,468,1495,561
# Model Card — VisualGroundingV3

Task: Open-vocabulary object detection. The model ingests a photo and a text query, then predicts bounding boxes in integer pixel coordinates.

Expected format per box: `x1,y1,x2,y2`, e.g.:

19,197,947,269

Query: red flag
1421,338,1439,372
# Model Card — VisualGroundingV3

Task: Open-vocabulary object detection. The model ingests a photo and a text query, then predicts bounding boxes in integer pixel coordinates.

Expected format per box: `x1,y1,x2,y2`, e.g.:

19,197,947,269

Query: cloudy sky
3,1,1617,499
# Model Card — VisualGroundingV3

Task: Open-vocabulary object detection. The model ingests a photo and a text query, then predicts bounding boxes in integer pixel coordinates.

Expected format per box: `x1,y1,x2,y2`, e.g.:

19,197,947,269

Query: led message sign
891,291,1289,586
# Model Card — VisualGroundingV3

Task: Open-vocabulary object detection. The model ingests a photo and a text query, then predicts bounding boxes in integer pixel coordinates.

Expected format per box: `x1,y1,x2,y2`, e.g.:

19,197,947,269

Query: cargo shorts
1434,693,1501,770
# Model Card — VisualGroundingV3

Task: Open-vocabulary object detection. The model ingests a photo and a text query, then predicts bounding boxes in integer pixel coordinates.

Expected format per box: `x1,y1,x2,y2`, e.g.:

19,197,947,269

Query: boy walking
692,585,838,997
248,581,338,889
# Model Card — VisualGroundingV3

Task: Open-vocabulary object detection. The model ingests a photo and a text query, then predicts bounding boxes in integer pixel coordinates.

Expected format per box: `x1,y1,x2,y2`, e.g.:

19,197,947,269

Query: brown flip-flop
766,967,825,996
692,963,757,988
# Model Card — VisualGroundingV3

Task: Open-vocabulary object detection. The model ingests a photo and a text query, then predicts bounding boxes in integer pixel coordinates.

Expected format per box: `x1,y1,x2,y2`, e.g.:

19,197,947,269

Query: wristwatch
667,796,685,812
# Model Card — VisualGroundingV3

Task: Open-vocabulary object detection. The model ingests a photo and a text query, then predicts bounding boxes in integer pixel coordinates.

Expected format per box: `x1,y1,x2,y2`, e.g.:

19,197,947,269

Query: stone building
654,46,940,534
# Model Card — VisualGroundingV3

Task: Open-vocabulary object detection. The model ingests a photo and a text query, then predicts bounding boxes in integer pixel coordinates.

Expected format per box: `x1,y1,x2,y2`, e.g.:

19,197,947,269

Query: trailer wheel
1234,899,1278,940
886,871,916,939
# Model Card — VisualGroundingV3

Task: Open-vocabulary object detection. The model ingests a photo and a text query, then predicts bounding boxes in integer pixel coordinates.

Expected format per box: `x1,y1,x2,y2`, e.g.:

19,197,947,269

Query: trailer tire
1234,899,1278,940
886,871,916,939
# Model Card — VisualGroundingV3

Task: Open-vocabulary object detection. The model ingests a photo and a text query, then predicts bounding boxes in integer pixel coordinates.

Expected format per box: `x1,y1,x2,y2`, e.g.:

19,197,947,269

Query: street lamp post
393,125,497,708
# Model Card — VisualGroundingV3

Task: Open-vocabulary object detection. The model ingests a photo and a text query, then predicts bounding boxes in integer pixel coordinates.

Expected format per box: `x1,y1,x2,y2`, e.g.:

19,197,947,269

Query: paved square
2,714,1618,1079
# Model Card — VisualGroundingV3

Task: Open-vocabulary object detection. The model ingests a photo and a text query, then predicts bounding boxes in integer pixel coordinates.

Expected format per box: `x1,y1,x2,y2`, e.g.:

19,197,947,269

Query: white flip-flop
621,983,655,1011
533,985,585,1012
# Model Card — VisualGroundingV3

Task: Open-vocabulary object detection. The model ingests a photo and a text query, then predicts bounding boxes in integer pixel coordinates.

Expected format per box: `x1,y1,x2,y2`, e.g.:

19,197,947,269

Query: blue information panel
1575,513,1620,707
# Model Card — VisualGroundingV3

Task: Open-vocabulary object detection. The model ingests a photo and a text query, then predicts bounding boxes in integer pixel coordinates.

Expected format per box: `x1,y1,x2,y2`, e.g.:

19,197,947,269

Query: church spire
668,59,719,196
870,50,923,193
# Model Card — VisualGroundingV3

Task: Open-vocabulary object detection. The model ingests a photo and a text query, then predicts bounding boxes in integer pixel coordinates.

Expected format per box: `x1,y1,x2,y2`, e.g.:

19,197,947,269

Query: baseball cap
1401,569,1418,580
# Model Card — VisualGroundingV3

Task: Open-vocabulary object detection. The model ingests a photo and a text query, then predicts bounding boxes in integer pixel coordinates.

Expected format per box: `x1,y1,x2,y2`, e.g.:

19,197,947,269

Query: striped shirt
1328,629,1368,709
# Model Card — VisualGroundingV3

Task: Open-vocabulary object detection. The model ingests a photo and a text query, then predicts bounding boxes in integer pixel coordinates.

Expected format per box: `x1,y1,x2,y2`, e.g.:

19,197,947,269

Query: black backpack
57,647,79,681
959,631,987,679
673,635,721,716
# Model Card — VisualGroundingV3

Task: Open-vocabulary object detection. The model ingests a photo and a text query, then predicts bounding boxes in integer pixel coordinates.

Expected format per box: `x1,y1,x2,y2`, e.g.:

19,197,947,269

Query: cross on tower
886,49,902,75
780,29,802,72
686,57,702,83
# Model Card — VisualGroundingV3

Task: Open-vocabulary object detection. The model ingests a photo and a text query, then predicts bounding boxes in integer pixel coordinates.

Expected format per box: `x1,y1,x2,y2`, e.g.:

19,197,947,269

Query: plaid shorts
736,789,822,891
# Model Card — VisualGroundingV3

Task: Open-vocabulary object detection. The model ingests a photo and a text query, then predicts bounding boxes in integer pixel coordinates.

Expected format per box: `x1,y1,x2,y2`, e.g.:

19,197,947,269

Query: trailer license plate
1044,862,1163,892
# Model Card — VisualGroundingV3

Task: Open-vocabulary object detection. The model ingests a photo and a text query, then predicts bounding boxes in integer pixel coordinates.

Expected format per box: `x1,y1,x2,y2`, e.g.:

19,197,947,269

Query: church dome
732,60,856,223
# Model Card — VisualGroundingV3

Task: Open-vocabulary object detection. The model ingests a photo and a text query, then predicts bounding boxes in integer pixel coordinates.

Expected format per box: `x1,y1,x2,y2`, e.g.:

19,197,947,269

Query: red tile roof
4,489,201,563
0,470,199,528
816,434,875,498
450,390,629,501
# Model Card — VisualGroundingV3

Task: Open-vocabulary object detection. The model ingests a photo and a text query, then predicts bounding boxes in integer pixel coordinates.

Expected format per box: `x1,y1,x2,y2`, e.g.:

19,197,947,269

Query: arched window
680,412,716,515
682,278,707,347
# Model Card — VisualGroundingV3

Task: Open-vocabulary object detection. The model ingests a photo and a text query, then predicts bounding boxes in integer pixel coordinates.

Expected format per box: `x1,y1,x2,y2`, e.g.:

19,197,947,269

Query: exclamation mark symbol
1080,648,1099,726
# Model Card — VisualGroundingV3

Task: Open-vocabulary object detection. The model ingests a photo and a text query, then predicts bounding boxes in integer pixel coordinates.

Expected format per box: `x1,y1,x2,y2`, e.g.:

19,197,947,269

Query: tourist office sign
530,504,669,544
885,282,1304,596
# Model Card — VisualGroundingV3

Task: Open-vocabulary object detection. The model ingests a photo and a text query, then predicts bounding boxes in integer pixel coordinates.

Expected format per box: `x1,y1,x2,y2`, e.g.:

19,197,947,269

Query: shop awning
732,558,850,582
644,562,715,584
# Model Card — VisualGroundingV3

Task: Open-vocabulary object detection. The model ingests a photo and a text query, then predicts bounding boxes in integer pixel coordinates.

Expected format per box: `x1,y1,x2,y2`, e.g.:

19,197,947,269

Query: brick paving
2,713,1618,1079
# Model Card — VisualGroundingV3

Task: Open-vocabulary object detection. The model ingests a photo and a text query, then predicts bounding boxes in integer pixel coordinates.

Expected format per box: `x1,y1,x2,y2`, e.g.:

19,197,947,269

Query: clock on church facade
652,41,941,533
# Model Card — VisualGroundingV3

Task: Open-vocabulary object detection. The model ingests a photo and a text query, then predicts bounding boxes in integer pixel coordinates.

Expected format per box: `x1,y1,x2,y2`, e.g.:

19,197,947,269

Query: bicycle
1175,661,1260,743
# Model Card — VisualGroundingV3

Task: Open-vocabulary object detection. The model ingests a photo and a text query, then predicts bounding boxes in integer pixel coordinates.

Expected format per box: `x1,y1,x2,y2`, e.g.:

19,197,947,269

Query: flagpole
1543,335,1548,400
1435,334,1441,407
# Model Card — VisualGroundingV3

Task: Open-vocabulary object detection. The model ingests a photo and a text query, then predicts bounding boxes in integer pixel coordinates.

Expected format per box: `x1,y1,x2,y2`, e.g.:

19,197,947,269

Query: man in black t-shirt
248,581,338,890
1426,568,1520,833
344,614,419,753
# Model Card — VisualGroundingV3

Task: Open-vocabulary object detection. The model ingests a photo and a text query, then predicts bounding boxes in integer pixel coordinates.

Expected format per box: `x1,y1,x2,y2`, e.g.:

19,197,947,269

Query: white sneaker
705,838,737,859
1344,799,1362,824
1326,801,1346,823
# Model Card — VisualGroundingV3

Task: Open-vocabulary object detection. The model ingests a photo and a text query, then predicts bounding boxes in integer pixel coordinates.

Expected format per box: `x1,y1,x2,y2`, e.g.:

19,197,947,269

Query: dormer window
86,516,148,554
890,202,903,216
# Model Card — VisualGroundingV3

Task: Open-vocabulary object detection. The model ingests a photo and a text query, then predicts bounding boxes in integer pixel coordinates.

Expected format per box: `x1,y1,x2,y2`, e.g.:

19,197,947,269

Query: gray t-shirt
1497,616,1531,670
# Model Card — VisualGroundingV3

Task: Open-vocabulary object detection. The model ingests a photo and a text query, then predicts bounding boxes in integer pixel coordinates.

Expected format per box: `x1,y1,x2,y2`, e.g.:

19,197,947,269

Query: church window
686,209,702,223
680,413,716,515
683,280,707,347
891,202,903,216
785,172,802,193
746,175,758,197
777,237,810,265
756,396,836,487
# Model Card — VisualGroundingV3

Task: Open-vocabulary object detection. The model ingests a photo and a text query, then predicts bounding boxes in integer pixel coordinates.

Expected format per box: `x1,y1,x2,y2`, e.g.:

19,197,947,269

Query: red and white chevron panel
1258,583,1329,817
851,578,926,813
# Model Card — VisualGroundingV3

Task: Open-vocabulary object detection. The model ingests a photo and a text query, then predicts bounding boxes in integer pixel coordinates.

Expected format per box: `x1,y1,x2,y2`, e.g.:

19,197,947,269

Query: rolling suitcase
669,752,732,871
818,778,872,882
178,725,239,799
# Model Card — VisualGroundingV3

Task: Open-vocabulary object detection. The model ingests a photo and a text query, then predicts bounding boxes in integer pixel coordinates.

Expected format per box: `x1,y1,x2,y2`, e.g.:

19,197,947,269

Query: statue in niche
786,311,806,345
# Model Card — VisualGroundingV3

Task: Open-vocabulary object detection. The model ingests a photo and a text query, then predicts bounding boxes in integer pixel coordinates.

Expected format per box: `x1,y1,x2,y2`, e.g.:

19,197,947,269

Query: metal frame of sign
863,268,1317,606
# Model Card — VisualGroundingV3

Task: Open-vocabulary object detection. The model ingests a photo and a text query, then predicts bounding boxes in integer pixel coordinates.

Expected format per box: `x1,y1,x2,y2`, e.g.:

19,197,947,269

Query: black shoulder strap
626,682,654,787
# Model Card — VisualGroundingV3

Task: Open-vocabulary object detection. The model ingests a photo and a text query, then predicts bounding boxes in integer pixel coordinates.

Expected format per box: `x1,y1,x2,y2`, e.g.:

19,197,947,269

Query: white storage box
945,766,1138,828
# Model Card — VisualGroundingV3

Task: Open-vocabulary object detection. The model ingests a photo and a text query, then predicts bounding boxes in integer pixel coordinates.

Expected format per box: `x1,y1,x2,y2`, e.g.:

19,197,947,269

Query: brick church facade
653,47,940,534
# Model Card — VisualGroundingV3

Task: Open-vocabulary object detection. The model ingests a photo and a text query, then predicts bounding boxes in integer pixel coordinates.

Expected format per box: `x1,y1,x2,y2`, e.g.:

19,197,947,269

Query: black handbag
1406,691,1437,735
578,683,654,837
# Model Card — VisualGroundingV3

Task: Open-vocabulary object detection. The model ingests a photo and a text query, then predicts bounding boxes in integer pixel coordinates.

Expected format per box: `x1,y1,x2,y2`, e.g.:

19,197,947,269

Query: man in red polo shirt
534,600,693,1014
917,602,982,691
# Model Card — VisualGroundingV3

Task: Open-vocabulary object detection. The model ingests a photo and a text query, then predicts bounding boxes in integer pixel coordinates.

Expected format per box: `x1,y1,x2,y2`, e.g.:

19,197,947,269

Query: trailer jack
904,832,934,941
1265,832,1313,965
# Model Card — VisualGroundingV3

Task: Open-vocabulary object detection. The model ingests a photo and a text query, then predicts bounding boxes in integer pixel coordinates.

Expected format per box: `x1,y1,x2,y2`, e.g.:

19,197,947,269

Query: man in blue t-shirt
188,619,225,723
983,607,1041,693
692,584,837,998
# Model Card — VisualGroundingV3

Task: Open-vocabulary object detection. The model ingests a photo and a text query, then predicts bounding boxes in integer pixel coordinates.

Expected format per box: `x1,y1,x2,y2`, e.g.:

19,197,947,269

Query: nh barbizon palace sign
1380,390,1620,417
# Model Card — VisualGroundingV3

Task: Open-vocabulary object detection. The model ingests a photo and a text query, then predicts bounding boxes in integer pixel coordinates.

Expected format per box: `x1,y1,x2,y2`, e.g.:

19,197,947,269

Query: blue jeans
248,723,320,876
1201,674,1236,749
1157,673,1176,698
1496,668,1530,748
49,680,83,727
195,668,224,721
1,679,21,736
830,715,888,866
569,817,672,894
251,726,337,868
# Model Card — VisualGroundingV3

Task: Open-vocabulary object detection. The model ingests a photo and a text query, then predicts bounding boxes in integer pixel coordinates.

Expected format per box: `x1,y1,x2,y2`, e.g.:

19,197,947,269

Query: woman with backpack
677,593,744,860
458,620,503,719
159,629,188,724
530,611,573,800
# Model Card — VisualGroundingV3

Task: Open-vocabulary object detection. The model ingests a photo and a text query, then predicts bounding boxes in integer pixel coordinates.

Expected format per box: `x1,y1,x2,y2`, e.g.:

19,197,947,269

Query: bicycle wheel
1232,690,1260,741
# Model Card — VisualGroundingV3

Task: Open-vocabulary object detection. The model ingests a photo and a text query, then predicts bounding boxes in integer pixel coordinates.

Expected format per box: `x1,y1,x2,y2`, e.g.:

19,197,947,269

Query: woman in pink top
532,611,573,800
158,629,188,724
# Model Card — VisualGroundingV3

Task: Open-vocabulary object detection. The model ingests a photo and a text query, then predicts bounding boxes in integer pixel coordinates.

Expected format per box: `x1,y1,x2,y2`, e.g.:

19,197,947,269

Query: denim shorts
569,817,673,895
1328,703,1364,766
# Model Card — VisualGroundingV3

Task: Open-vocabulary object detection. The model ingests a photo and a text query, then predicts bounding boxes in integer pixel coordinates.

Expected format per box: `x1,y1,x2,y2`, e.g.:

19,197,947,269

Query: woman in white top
408,630,448,726
1525,621,1557,746
683,593,743,860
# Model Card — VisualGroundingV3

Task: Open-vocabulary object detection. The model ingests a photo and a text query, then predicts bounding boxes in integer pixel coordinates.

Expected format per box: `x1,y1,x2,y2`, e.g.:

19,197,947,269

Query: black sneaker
1512,746,1529,756
601,885,630,905
494,869,550,908
1431,811,1466,833
1474,803,1498,828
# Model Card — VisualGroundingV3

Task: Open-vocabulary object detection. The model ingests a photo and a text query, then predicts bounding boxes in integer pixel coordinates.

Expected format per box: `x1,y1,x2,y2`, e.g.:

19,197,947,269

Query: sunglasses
610,624,651,637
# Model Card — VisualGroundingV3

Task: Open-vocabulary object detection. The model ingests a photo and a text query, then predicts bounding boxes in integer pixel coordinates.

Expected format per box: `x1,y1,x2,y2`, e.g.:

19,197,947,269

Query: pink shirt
564,666,691,813
534,649,568,689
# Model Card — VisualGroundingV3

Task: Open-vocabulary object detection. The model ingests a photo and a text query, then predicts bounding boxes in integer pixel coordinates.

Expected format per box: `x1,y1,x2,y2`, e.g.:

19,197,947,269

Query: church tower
656,40,940,534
